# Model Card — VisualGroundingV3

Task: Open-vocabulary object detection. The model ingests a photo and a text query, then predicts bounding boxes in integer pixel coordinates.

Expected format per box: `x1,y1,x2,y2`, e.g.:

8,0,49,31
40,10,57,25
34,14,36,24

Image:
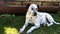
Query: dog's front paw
26,30,31,34
19,28,24,33
26,32,31,34
27,32,31,34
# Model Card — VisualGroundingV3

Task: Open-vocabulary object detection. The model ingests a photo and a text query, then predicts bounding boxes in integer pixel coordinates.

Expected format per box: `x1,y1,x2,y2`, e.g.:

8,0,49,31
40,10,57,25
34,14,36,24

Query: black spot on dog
46,17,50,24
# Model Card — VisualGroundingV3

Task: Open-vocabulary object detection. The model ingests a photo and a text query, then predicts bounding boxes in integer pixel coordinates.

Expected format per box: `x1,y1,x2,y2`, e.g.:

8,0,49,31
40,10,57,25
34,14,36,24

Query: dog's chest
26,11,36,24
27,15,36,24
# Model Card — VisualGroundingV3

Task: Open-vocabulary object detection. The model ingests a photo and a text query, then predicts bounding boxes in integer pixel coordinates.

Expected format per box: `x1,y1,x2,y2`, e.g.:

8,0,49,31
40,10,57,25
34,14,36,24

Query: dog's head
26,4,39,11
26,4,39,16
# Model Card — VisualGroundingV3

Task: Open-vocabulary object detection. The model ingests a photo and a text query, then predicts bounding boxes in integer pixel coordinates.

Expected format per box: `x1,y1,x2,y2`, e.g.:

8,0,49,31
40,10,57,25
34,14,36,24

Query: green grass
0,13,60,34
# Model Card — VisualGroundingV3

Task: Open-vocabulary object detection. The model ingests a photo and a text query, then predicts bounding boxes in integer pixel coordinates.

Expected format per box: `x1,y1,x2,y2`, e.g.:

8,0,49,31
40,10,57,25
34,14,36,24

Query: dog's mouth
33,11,37,16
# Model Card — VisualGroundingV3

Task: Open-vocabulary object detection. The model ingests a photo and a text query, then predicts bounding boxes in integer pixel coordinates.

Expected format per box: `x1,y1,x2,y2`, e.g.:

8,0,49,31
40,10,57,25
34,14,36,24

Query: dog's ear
37,5,39,9
26,4,31,9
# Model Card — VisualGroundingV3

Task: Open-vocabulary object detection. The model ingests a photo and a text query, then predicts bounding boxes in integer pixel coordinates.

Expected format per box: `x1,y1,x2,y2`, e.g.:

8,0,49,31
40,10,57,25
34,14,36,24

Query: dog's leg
27,25,40,34
46,14,54,26
47,21,53,26
26,19,40,34
20,20,29,33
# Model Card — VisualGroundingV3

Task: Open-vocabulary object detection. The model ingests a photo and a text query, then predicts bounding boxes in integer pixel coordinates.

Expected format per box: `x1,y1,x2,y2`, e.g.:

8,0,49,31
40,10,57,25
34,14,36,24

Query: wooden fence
7,1,60,6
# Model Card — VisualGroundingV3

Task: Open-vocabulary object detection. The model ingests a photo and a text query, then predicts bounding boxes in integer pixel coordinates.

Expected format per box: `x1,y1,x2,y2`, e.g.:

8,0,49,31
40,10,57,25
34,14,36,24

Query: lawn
0,13,60,34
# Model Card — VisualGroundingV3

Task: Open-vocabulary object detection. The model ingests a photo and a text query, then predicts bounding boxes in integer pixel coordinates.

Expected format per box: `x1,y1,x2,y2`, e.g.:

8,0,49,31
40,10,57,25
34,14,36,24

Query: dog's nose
33,11,37,16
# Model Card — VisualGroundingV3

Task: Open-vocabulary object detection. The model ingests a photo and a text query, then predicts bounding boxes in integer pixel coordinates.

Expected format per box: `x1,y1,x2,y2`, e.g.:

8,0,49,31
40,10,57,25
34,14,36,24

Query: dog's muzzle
33,8,38,16
33,11,37,16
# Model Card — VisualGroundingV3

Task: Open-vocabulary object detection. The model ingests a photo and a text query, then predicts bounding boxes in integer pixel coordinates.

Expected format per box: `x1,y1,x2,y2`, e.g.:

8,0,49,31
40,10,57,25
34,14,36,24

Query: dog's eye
31,8,34,10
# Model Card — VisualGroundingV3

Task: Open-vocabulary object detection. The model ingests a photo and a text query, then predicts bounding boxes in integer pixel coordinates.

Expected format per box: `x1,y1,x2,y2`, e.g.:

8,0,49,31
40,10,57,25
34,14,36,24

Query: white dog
19,4,60,34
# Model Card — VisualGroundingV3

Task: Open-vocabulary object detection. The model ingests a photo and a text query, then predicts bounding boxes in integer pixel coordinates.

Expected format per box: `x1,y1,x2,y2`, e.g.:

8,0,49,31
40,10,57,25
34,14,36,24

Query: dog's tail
46,15,60,25
54,21,60,24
